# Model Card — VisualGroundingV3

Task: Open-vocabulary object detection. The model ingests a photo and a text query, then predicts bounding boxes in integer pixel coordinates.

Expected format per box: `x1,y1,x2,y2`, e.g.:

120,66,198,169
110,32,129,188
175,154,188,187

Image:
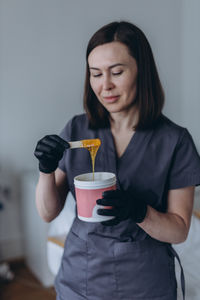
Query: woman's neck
109,106,139,132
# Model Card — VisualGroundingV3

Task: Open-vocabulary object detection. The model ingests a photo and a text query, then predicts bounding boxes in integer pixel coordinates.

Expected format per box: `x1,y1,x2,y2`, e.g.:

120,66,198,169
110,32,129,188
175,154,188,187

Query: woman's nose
102,75,114,90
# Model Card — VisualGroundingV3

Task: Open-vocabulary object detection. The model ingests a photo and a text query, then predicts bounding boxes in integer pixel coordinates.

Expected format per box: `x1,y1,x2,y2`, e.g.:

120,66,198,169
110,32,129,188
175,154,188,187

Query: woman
34,21,200,300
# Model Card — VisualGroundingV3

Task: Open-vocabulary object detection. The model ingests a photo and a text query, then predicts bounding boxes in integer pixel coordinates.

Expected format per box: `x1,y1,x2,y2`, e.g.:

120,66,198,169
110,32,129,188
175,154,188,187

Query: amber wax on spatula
69,139,101,180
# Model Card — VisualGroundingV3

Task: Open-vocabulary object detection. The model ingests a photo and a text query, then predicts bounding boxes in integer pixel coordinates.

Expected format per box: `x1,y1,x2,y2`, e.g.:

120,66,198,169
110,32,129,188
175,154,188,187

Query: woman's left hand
97,189,154,226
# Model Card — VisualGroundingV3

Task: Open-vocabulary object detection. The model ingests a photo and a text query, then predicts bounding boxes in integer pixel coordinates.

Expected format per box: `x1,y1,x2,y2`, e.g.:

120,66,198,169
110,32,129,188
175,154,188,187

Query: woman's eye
92,73,102,78
112,71,123,76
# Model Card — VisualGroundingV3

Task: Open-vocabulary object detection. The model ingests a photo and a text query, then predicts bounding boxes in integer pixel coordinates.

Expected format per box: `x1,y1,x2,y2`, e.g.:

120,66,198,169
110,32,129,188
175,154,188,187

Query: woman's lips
103,95,119,102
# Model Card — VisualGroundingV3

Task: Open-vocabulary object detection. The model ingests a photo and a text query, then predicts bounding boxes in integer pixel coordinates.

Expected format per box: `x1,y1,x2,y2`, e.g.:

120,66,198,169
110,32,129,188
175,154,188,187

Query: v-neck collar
117,129,151,163
115,130,138,161
104,127,141,161
99,126,153,169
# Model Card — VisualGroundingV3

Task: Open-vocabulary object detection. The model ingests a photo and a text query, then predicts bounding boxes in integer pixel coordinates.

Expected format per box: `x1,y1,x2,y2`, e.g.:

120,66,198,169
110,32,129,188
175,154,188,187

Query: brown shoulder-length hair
83,21,165,130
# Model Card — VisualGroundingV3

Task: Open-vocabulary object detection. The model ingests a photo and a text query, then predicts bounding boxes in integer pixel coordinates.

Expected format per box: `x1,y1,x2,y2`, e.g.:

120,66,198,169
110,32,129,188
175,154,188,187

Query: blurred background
0,0,200,299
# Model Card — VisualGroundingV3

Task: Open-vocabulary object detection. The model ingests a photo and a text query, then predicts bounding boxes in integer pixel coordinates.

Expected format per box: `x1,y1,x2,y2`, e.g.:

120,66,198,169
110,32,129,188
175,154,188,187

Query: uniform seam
113,251,122,300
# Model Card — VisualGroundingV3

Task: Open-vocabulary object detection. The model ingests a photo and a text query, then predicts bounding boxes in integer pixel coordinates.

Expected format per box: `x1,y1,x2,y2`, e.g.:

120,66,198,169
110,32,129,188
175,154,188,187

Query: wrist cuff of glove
135,203,147,223
39,162,57,174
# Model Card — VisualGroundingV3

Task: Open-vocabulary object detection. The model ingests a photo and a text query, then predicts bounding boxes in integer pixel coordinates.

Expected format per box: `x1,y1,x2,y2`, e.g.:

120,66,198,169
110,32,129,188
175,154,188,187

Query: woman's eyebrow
89,63,126,70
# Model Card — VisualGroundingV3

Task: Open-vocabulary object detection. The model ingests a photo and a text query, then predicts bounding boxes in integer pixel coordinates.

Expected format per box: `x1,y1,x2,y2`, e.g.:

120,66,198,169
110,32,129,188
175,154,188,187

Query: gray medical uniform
55,113,200,300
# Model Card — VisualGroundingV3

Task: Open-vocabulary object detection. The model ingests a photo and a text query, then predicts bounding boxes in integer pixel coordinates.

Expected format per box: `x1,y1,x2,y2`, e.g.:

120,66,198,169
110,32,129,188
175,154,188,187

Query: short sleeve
58,118,73,173
168,129,200,189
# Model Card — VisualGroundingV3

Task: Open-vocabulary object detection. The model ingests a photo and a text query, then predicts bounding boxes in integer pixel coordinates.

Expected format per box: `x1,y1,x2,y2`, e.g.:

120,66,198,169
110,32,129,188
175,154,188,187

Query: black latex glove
97,189,156,226
34,135,69,173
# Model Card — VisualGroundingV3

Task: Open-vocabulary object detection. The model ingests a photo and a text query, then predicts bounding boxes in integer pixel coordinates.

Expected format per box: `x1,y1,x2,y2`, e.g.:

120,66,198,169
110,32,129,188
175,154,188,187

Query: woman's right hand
34,135,69,173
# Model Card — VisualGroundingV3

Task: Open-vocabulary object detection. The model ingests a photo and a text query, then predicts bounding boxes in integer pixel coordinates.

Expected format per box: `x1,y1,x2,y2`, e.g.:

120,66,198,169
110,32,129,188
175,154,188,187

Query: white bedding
174,214,200,300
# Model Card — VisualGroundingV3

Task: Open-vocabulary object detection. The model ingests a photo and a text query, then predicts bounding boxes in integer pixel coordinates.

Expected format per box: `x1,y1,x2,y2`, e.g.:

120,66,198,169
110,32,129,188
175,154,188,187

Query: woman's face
88,41,138,114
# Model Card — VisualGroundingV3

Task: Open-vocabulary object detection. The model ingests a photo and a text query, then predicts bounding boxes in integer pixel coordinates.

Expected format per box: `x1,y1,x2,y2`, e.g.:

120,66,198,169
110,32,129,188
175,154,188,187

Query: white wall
181,0,200,150
0,0,199,262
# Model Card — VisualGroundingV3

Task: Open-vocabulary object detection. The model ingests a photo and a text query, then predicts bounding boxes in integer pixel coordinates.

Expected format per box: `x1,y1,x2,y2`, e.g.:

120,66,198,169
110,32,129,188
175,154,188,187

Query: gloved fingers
35,144,66,161
101,217,120,226
34,150,43,159
98,197,124,208
34,148,62,162
36,135,69,153
102,189,121,198
38,136,65,152
35,152,58,162
35,142,54,154
48,135,70,149
34,150,55,160
97,208,117,216
96,198,115,206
